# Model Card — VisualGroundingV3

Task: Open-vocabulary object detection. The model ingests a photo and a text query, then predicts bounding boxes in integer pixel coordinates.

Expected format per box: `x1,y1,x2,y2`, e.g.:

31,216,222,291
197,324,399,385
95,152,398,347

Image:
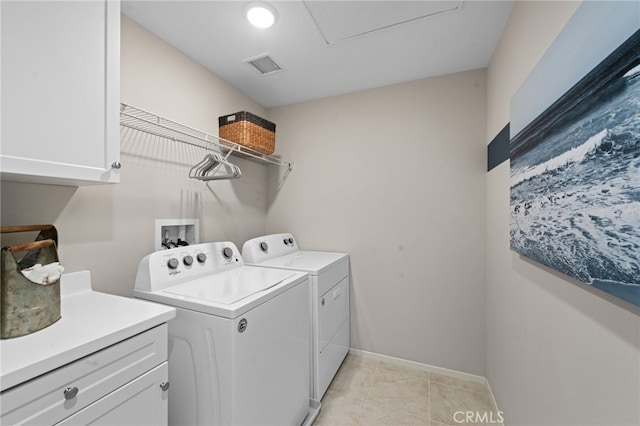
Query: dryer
242,233,349,400
134,242,316,426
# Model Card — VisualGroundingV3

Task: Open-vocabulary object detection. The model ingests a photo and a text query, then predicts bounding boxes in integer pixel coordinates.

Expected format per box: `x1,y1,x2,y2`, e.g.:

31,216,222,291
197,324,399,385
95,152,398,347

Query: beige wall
486,1,640,425
267,70,488,375
1,16,272,296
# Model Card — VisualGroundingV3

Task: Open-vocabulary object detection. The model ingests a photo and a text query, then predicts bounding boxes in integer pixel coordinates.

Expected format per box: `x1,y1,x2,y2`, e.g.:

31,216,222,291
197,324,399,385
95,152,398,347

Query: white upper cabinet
1,0,120,186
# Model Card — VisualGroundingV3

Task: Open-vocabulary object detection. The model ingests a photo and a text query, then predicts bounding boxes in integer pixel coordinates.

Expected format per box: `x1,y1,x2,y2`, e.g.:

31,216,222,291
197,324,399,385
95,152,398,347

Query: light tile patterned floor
313,354,503,426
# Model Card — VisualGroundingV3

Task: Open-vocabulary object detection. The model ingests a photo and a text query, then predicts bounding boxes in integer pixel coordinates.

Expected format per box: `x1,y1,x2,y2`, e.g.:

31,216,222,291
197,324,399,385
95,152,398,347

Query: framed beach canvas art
509,1,640,306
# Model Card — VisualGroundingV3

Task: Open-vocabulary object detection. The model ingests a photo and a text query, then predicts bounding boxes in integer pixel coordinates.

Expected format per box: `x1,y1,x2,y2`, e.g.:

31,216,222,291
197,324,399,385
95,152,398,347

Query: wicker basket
218,111,276,155
1,225,61,339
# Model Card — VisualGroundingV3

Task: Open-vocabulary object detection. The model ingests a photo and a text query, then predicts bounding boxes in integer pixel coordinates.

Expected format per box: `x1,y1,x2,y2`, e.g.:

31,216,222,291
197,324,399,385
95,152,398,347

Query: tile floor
313,354,503,426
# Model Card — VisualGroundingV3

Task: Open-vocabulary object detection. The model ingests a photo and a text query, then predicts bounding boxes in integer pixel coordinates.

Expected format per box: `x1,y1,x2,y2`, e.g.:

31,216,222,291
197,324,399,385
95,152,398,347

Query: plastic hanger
189,152,241,181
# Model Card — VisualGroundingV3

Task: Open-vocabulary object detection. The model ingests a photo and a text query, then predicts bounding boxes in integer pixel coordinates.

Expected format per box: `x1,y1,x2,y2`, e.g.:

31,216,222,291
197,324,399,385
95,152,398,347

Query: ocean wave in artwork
510,42,640,306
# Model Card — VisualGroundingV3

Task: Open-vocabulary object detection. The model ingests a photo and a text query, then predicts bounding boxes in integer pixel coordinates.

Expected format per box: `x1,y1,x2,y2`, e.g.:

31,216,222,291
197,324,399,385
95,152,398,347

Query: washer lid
257,251,348,274
163,267,297,305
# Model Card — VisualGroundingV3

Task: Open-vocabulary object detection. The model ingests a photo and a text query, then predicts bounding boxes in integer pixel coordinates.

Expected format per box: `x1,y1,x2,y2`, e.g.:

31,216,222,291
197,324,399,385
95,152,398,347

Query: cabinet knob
64,386,79,400
111,161,122,169
160,382,170,392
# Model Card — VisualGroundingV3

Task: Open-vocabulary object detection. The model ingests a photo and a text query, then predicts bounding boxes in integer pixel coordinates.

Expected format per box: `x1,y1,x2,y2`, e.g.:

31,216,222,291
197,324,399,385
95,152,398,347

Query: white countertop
0,271,176,391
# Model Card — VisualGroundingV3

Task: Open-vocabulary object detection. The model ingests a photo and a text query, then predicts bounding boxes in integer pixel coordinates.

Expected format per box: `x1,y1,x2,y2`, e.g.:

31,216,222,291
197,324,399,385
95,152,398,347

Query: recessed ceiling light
246,2,277,29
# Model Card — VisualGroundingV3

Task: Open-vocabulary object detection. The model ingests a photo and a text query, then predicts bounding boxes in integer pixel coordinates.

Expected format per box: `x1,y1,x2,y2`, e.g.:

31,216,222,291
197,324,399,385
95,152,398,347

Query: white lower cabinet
0,325,169,426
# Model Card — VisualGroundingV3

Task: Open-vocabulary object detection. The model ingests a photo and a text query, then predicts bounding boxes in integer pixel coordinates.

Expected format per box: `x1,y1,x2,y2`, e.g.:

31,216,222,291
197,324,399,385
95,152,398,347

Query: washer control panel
135,242,243,292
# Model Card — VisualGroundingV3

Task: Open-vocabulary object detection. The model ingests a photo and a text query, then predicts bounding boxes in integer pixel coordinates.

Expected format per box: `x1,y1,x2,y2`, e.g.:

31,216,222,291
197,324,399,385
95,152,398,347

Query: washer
134,242,315,426
242,233,349,400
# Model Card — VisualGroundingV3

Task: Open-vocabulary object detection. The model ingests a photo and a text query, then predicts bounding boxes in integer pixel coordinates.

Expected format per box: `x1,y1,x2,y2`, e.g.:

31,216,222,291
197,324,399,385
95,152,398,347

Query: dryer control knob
259,242,269,252
288,237,294,245
167,258,179,270
222,247,233,259
197,253,207,263
283,239,289,245
183,255,194,266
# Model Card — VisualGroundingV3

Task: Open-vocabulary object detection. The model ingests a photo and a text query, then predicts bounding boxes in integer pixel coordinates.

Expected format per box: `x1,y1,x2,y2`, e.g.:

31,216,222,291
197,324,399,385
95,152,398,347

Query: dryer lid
257,251,348,274
163,267,297,305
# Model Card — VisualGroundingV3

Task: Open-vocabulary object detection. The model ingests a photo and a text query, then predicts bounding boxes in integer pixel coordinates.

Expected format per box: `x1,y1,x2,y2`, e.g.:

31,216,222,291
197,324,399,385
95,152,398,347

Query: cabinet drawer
1,324,168,425
57,362,168,426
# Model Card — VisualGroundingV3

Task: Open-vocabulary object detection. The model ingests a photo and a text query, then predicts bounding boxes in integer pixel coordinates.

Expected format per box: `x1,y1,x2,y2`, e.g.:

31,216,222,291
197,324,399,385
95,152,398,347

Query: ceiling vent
245,54,283,76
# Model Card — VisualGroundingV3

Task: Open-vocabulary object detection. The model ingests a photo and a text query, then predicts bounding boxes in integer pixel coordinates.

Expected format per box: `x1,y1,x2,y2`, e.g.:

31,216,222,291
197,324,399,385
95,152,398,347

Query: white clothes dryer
134,242,316,426
242,233,349,400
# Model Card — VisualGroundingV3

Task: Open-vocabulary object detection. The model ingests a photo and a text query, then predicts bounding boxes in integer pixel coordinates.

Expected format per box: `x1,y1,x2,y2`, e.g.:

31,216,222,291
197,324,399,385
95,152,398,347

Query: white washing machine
242,233,349,400
134,242,317,426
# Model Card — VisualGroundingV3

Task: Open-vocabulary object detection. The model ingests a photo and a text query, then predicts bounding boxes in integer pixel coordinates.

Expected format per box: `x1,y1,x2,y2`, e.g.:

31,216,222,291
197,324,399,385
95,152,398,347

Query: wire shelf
119,103,292,168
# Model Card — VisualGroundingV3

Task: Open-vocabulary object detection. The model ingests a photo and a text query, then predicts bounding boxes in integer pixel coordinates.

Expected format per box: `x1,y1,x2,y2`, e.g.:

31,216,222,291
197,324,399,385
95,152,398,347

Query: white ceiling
122,0,514,108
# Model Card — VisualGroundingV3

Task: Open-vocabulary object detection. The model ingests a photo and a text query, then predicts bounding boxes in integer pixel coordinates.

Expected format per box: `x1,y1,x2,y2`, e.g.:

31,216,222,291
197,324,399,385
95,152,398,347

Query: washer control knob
283,239,289,245
288,237,294,245
197,253,207,263
259,242,268,252
222,247,233,259
167,258,179,269
183,255,194,266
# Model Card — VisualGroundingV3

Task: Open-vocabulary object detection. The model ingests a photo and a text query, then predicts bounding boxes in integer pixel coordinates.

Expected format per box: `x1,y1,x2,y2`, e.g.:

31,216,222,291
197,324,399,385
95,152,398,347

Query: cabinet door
0,0,120,186
57,363,169,426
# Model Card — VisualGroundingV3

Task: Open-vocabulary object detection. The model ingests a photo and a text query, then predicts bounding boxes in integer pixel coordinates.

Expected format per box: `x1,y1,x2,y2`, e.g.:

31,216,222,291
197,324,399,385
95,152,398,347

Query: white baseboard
347,348,487,384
